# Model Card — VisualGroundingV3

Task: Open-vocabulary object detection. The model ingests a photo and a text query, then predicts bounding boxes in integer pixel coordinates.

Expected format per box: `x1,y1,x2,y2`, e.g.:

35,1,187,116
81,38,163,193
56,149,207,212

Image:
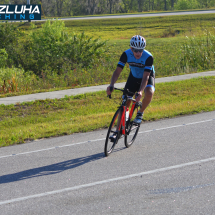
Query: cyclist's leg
134,72,155,123
139,85,154,112
124,73,142,123
123,74,141,147
124,72,141,108
139,70,155,112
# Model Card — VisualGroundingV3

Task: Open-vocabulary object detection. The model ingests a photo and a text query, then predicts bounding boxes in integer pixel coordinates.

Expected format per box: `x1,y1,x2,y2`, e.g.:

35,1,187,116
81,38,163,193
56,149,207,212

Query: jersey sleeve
117,52,127,69
144,56,153,73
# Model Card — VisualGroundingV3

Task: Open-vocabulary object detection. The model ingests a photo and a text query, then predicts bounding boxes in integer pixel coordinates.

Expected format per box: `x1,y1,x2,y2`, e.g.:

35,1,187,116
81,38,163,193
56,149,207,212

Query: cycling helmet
130,35,146,49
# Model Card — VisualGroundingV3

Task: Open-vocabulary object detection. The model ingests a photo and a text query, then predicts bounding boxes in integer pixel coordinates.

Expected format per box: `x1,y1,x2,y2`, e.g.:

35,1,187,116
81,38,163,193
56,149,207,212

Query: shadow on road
0,152,106,184
0,146,125,184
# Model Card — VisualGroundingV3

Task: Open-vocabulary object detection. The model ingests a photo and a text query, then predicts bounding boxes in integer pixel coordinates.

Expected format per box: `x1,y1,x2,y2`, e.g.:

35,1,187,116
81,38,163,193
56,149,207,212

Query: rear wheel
104,108,123,156
124,106,140,148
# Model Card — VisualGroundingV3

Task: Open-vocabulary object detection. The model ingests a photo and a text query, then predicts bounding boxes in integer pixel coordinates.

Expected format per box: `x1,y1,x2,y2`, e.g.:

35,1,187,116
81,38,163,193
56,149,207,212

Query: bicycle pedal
133,122,140,126
109,135,116,142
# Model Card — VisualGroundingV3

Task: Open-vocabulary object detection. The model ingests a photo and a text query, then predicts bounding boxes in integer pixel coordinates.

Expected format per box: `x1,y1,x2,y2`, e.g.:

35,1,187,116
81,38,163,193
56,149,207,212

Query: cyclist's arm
107,52,127,95
110,67,123,86
138,72,150,93
107,67,122,95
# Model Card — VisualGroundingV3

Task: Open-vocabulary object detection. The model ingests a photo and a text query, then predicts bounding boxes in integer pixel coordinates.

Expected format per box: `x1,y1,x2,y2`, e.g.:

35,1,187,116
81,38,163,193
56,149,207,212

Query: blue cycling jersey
117,49,154,79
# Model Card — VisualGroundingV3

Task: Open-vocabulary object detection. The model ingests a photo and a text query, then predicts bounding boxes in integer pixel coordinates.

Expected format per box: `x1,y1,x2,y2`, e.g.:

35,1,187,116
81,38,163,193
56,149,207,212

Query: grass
22,13,215,40
0,76,215,147
1,34,214,98
65,14,215,39
0,13,214,97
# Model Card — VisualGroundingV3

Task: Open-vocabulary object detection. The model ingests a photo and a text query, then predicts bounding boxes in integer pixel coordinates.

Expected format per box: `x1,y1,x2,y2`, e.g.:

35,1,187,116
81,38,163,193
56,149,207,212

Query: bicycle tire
104,108,123,156
124,106,140,148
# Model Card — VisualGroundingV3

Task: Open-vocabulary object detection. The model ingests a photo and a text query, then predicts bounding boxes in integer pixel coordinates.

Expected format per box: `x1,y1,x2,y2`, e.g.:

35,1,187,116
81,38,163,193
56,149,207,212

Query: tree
4,0,214,17
138,0,145,12
108,0,114,14
121,0,130,12
87,0,98,15
56,0,64,16
62,0,73,16
0,0,10,3
151,0,155,10
171,0,174,9
0,22,22,66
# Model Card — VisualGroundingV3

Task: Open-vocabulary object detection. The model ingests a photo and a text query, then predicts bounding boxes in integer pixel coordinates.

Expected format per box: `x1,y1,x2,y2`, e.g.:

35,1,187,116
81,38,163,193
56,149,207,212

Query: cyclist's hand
107,85,114,96
135,92,142,102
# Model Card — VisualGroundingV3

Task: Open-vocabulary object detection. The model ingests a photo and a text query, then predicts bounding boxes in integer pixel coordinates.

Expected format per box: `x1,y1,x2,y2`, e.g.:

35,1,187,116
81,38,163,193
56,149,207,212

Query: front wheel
104,108,123,156
124,107,140,148
124,120,140,148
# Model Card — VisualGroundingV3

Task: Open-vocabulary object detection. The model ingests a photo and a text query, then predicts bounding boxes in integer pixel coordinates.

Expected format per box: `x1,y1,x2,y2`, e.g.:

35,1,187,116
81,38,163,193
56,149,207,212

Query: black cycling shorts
124,71,155,95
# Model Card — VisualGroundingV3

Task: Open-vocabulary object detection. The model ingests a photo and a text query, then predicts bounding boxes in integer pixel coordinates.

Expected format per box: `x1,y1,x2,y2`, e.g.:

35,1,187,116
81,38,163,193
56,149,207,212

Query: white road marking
0,156,215,206
0,138,105,159
139,119,215,134
0,119,214,159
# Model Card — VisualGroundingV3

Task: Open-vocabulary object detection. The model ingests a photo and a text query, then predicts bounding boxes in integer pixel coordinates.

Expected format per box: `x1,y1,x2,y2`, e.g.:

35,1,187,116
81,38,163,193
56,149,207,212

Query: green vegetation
62,14,215,39
0,14,215,97
180,31,215,72
0,49,8,68
0,20,109,74
19,21,108,75
0,22,22,67
2,0,214,17
0,10,214,148
0,76,214,147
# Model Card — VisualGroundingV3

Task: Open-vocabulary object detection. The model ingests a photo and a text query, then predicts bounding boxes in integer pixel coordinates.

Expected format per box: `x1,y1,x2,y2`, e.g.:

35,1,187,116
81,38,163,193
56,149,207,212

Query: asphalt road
0,111,215,214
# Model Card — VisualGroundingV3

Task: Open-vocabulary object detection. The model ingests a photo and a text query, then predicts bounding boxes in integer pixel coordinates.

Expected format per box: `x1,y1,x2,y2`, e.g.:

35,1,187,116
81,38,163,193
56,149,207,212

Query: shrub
0,22,22,66
162,26,177,37
173,0,199,10
0,49,8,68
0,67,39,94
179,30,215,72
18,20,109,76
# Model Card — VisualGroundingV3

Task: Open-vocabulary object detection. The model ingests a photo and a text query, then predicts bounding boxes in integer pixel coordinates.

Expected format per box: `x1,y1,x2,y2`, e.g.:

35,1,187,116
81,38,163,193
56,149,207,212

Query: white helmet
130,35,146,49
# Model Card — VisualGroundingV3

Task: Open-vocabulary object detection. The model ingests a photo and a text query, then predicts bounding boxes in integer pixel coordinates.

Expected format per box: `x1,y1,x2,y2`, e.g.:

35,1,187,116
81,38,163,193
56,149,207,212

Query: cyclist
106,35,155,124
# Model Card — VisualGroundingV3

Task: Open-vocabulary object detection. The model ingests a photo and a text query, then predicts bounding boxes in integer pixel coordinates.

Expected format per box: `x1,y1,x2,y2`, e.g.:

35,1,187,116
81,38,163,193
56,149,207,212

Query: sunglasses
132,48,144,53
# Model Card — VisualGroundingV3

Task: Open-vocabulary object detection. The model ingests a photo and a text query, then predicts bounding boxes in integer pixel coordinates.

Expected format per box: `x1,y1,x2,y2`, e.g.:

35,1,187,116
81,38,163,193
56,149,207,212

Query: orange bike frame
129,101,136,120
118,106,126,135
118,100,137,135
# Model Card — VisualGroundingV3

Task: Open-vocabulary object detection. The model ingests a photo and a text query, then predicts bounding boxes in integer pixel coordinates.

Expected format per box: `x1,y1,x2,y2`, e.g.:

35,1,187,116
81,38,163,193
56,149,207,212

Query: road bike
104,87,142,156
